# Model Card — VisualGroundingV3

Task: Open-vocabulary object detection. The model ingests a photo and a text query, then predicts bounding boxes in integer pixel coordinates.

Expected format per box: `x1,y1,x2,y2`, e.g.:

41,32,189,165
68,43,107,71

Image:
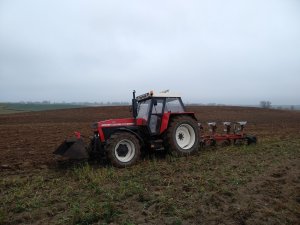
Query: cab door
149,98,165,135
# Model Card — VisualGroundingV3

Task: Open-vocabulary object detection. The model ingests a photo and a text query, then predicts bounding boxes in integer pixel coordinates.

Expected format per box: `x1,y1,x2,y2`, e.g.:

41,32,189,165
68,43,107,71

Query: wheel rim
175,124,196,149
114,139,135,163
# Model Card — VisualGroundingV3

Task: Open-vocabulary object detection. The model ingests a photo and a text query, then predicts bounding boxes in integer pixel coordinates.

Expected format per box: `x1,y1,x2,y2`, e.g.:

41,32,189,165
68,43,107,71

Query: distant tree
260,101,272,109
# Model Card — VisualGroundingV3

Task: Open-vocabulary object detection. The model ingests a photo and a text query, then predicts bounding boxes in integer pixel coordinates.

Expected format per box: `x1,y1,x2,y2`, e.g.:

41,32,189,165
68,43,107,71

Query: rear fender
159,112,197,134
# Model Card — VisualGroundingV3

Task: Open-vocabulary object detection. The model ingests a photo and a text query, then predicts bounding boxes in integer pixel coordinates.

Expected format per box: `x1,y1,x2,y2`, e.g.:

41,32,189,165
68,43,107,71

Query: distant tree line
16,101,130,106
260,101,298,110
260,100,272,109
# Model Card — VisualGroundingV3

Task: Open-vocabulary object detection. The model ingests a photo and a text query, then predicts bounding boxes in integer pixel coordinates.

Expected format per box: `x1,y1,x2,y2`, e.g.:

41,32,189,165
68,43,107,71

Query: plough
200,121,257,147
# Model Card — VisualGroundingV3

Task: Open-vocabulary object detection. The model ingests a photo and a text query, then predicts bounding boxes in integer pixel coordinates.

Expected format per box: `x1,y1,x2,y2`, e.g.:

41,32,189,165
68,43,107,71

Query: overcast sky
0,0,299,105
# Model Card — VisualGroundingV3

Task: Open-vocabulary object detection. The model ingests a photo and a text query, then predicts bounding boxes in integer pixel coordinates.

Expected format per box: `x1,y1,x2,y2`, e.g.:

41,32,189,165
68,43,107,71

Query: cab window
165,98,184,113
137,99,151,121
152,99,164,114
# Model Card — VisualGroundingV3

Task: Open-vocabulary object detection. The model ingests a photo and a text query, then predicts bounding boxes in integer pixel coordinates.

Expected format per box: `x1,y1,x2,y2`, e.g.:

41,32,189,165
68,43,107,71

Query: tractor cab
134,90,187,135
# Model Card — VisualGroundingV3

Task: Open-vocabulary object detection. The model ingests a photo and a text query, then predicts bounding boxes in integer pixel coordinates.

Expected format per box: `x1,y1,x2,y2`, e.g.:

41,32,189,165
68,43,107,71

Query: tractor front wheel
106,132,141,168
165,116,199,156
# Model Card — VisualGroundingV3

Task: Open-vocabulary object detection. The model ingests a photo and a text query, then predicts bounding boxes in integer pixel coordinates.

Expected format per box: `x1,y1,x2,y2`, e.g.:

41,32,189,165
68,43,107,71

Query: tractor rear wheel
246,135,257,145
106,132,141,168
165,116,199,156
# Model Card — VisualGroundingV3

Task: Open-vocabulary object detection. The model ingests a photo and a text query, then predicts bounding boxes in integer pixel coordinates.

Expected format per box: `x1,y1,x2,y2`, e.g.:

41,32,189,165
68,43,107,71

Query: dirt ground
0,106,298,169
0,106,299,224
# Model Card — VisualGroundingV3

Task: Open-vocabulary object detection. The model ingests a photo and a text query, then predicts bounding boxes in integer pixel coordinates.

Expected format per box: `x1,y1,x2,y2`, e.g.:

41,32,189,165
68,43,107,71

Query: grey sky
0,0,299,104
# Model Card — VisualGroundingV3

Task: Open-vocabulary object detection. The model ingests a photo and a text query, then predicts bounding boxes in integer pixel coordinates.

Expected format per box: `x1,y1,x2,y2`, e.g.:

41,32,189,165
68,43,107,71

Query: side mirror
153,99,157,106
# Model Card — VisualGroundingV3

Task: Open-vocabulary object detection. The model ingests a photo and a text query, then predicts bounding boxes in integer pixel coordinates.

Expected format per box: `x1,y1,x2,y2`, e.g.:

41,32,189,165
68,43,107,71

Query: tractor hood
94,118,147,142
97,118,147,128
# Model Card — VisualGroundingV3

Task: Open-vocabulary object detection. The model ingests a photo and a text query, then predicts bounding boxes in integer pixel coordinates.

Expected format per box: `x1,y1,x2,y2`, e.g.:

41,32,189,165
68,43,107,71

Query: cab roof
136,90,181,101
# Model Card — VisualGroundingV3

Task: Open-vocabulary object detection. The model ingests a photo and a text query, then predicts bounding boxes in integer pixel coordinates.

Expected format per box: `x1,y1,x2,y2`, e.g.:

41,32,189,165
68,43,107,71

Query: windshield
137,99,151,121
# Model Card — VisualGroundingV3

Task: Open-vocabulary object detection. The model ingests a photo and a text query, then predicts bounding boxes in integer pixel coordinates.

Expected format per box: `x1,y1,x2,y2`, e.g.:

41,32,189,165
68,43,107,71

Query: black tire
210,139,217,147
246,135,257,145
165,116,199,156
106,132,141,168
221,139,231,147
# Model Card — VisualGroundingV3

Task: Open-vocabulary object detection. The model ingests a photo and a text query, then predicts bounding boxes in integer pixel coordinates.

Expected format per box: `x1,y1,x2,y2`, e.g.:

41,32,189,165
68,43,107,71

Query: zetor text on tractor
54,90,256,167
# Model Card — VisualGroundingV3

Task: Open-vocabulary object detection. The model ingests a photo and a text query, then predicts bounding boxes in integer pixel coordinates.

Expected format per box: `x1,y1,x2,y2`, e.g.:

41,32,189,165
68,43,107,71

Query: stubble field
0,106,299,225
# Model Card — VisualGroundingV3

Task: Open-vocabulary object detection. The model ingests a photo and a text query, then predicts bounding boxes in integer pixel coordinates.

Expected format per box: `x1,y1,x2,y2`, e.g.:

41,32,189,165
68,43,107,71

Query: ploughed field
0,106,299,225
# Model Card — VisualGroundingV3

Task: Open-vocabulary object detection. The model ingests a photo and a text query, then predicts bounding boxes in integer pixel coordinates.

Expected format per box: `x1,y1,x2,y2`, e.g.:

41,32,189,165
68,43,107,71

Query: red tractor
54,90,256,167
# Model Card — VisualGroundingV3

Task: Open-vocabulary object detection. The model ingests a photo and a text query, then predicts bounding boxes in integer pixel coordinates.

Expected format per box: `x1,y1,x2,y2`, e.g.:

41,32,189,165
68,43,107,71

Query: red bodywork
160,112,196,133
94,112,250,146
201,133,247,145
95,112,196,142
96,118,147,142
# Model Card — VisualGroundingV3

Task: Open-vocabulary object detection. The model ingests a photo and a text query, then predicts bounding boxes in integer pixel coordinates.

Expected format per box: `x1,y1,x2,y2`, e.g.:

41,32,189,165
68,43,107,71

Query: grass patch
1,139,299,224
0,209,6,225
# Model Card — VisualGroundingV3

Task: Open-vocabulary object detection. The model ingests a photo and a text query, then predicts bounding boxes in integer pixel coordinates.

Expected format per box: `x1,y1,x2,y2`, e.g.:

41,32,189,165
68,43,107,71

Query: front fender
113,127,145,146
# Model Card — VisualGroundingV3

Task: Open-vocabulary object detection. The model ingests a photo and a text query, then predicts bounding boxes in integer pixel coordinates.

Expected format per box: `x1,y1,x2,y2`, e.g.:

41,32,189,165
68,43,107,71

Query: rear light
74,131,81,139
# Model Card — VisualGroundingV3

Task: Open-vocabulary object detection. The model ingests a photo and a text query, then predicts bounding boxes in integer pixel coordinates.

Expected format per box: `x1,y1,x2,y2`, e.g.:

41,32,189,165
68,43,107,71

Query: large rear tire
106,132,141,168
246,135,257,145
165,116,199,156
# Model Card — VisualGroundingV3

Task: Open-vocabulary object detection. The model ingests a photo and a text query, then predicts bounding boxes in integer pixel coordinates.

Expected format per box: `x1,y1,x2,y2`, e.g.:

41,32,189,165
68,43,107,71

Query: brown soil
0,106,299,170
